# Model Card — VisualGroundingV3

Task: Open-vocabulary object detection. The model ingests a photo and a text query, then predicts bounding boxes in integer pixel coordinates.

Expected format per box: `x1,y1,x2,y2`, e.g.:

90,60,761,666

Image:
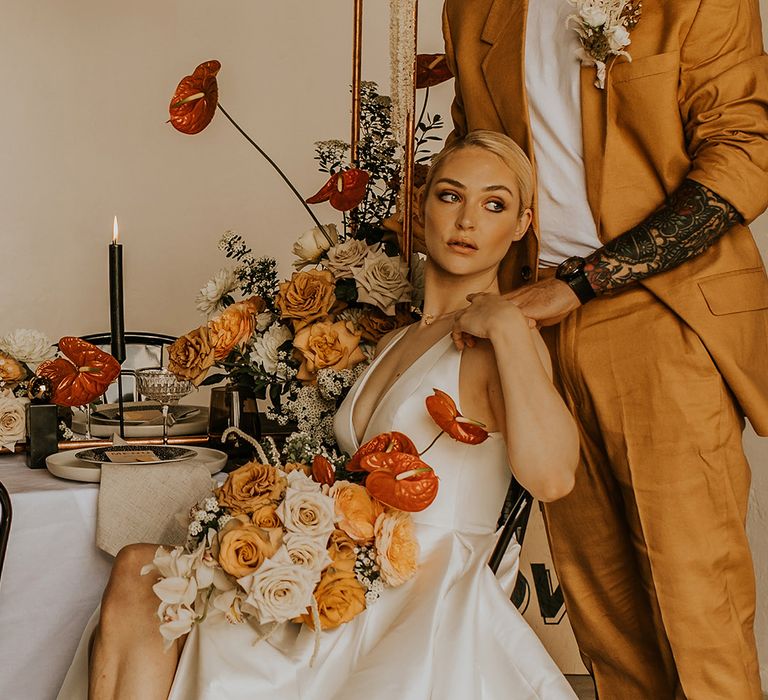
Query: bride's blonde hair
423,130,533,216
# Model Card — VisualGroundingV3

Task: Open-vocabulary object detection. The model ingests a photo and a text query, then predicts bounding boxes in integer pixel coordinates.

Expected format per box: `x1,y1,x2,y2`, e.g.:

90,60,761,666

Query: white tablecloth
0,456,113,700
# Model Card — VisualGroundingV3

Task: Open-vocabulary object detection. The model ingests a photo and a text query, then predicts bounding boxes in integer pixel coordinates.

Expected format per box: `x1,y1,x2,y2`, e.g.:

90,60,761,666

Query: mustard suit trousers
542,286,762,699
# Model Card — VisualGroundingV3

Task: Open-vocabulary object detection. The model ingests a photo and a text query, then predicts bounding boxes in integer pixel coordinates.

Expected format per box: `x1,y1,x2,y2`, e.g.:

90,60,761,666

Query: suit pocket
611,50,679,83
698,267,768,315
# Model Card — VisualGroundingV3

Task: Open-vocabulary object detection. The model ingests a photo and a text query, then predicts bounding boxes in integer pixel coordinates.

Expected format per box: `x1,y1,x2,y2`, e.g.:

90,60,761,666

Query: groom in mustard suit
444,0,768,697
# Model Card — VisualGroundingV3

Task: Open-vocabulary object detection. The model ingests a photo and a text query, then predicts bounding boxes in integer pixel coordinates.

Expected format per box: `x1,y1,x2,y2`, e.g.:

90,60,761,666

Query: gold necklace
421,309,461,326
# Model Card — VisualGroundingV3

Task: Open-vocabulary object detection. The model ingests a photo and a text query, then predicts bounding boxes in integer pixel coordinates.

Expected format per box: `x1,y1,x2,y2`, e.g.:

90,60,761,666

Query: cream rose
217,515,283,578
284,532,333,572
300,566,366,630
292,320,365,382
292,224,338,269
239,547,319,624
274,270,336,330
0,392,28,452
167,326,216,385
330,481,384,543
374,510,419,587
215,462,287,514
351,250,412,316
276,482,335,540
580,6,607,26
323,239,371,278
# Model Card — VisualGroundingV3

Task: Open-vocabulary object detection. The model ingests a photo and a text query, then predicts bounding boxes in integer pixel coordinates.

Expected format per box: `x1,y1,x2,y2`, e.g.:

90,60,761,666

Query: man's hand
503,278,581,327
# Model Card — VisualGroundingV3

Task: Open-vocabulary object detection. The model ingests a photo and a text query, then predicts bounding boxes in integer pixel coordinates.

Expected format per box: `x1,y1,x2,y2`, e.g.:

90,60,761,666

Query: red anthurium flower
347,431,418,471
306,169,370,211
365,452,439,512
416,53,453,89
311,454,335,486
168,60,221,135
425,388,489,445
37,337,121,407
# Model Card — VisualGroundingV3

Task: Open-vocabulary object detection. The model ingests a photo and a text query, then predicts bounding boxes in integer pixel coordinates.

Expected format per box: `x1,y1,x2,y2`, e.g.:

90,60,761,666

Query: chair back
0,481,11,583
80,332,177,402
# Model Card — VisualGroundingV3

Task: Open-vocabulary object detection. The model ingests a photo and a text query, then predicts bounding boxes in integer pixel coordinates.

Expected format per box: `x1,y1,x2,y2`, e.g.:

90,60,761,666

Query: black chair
489,480,533,575
80,332,177,403
0,481,11,583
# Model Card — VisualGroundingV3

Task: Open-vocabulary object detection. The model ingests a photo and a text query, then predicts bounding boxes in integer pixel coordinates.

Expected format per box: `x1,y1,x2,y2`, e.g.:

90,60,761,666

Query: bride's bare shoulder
373,324,414,357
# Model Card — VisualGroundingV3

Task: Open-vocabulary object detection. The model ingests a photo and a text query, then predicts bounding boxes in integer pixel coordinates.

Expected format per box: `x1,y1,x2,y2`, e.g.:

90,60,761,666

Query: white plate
45,446,228,483
72,406,209,439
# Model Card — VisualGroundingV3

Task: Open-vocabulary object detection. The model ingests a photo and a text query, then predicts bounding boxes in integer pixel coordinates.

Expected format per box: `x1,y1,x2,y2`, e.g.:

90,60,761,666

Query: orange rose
356,308,413,343
330,482,384,543
217,515,282,578
274,270,335,330
292,320,364,382
167,326,215,385
0,352,26,385
374,510,419,587
209,296,265,361
250,503,281,529
326,528,357,572
215,462,287,514
283,462,311,476
300,566,366,630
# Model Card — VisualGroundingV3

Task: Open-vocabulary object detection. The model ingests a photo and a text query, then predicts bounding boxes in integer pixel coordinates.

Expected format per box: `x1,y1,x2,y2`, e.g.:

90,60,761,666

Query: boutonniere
567,1,643,89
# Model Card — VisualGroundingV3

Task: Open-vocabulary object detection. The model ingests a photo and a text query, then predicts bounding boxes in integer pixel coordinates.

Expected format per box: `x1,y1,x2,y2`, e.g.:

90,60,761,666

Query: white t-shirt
524,0,602,266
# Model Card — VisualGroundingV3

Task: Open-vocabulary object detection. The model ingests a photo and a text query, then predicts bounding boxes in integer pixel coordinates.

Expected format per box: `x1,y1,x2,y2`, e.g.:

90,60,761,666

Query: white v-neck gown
60,331,576,699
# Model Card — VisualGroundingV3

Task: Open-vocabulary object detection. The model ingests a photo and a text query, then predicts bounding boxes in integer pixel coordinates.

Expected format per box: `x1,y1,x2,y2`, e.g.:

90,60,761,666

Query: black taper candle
110,217,126,438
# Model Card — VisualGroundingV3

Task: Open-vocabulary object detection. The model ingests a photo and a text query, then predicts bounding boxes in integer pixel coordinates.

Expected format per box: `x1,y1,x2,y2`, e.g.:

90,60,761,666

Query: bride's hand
451,293,534,351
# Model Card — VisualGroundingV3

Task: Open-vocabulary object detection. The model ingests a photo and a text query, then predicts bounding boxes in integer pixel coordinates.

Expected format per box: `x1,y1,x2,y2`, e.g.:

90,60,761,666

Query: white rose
284,532,333,572
0,329,55,366
195,269,238,317
607,24,631,51
0,394,28,452
277,479,336,539
292,224,338,269
580,6,607,27
352,250,412,316
249,323,292,376
323,239,372,279
238,547,319,624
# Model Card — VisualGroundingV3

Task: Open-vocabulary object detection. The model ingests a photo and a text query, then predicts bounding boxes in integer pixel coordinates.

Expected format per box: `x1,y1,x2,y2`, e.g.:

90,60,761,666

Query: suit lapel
480,0,531,154
580,64,608,234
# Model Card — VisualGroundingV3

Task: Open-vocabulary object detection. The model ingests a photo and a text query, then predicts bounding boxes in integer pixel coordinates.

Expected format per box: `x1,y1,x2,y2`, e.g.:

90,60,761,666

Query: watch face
558,257,583,278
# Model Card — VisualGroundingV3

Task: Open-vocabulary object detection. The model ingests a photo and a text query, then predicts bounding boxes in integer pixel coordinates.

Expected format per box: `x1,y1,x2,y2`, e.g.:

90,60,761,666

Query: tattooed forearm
584,180,742,294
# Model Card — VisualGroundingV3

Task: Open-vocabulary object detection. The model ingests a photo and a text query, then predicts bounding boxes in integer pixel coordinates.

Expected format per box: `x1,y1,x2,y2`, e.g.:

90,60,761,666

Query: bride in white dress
61,130,580,699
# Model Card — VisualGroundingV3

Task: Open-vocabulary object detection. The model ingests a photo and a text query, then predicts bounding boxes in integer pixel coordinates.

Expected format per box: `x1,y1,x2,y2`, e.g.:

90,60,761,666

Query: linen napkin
96,460,213,556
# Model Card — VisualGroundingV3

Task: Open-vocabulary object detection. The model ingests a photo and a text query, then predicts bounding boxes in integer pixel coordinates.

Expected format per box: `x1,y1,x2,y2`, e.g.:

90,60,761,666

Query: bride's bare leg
89,543,184,700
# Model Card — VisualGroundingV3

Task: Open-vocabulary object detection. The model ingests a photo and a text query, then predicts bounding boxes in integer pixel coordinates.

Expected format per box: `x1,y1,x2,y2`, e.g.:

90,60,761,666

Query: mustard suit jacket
443,0,768,435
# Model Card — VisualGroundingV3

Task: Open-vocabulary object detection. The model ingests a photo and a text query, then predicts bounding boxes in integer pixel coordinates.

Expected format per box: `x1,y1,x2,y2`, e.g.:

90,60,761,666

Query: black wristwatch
555,256,597,304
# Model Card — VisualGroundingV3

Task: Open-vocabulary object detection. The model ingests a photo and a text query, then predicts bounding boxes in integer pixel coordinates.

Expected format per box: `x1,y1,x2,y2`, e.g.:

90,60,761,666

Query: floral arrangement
0,329,56,451
165,61,450,450
143,388,487,649
567,0,642,88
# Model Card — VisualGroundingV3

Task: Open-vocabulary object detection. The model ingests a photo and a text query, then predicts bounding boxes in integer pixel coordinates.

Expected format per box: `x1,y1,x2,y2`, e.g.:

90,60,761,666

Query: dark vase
208,384,262,468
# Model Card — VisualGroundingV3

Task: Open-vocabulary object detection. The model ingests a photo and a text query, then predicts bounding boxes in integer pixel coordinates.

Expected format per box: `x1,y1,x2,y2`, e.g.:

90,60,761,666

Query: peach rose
283,462,311,476
250,503,281,529
292,320,364,382
167,326,215,385
215,462,287,514
209,296,265,361
0,352,26,385
330,481,384,543
374,510,419,587
274,270,335,330
217,515,283,578
327,528,357,572
300,566,366,630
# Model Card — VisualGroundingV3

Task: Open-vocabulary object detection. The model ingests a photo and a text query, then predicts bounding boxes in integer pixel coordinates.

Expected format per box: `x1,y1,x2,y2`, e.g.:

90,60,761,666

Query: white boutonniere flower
567,0,642,88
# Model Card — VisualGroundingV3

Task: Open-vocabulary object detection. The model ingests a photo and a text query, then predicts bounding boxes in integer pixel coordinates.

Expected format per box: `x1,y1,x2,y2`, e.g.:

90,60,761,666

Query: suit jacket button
521,265,532,281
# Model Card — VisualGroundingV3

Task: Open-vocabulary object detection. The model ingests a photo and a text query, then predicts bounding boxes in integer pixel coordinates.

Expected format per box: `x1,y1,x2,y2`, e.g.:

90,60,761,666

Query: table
0,456,113,700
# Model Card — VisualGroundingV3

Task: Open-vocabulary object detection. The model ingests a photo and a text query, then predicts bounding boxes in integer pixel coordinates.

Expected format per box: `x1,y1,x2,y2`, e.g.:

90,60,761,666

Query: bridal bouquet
144,389,488,648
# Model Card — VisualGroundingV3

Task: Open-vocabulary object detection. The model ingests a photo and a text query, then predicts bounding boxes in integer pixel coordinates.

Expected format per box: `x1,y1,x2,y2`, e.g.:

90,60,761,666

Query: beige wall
1,0,766,687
